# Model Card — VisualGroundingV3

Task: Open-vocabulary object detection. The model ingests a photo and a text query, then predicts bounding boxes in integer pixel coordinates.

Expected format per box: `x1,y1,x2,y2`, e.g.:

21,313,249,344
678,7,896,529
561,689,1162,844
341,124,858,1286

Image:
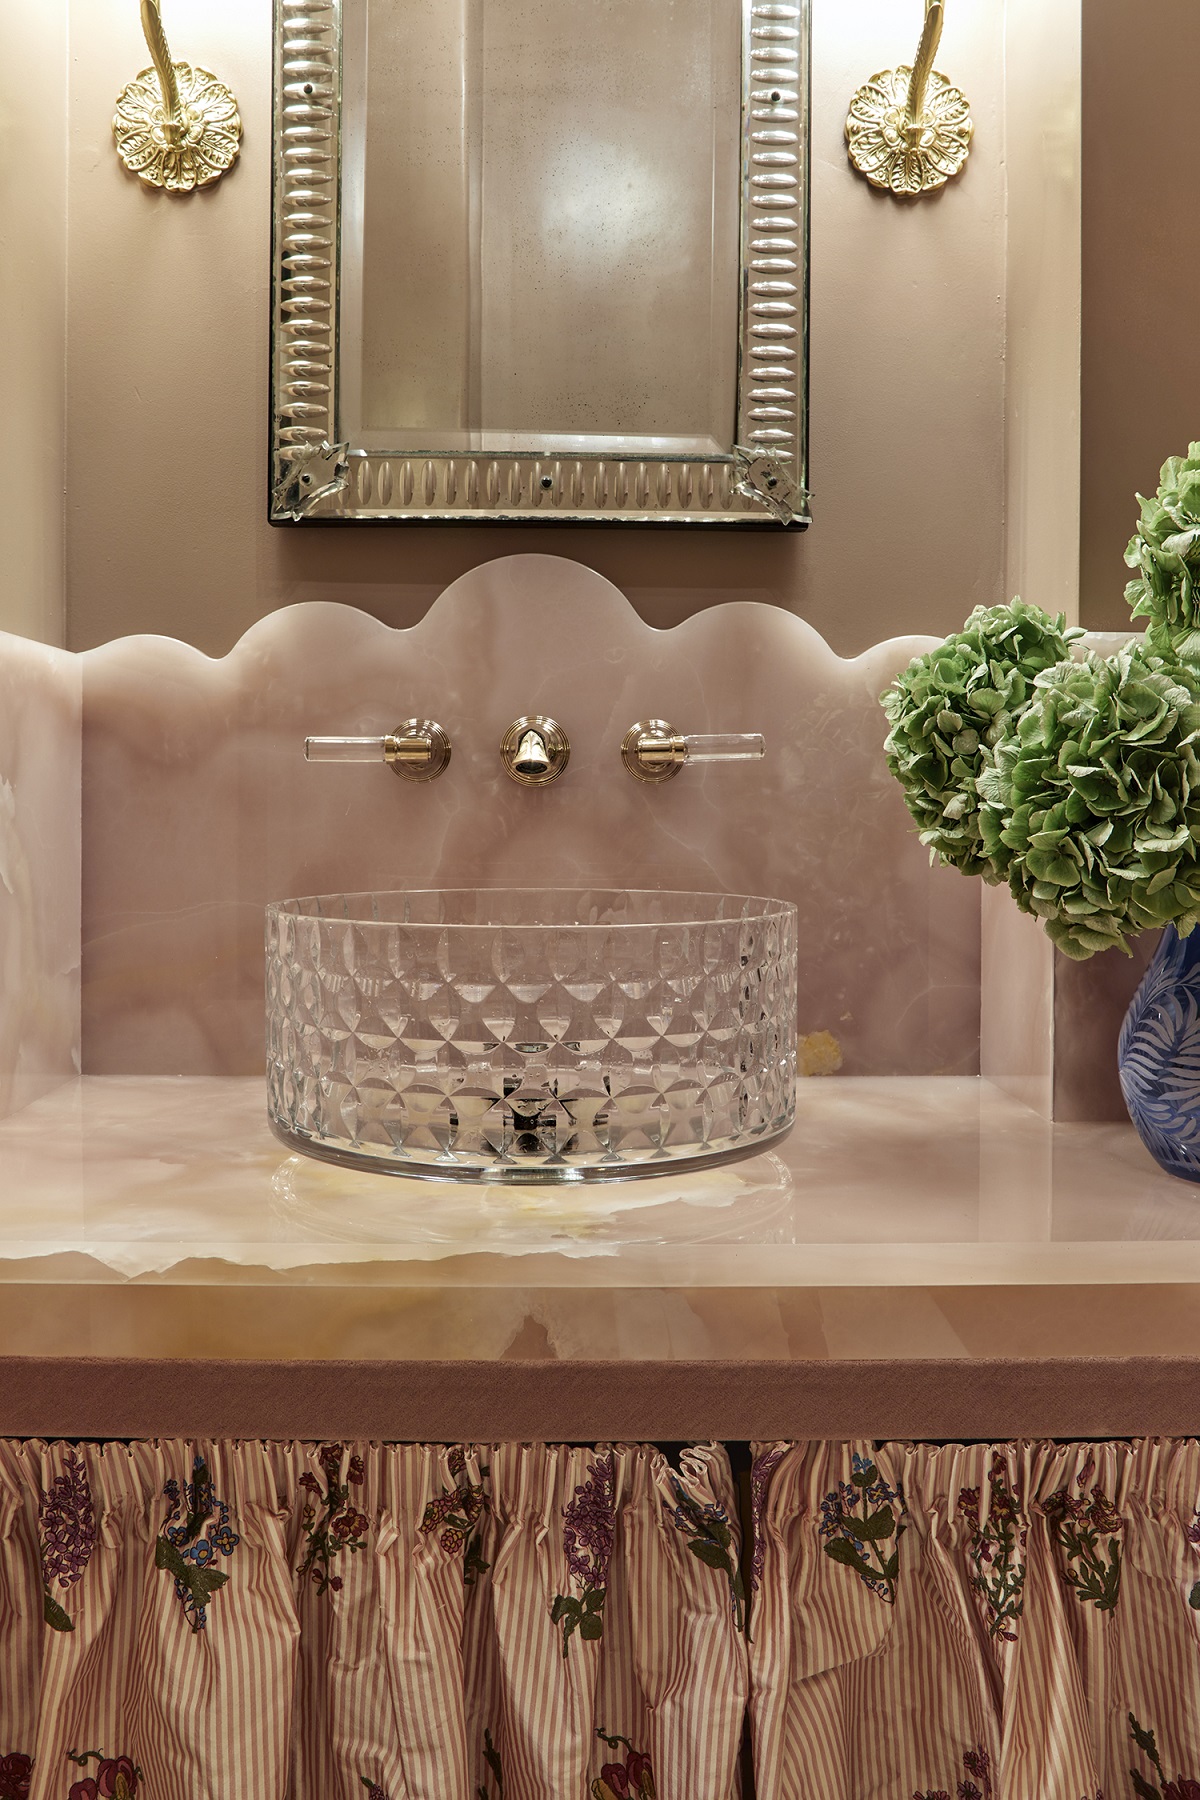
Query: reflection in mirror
271,0,810,526
343,0,740,459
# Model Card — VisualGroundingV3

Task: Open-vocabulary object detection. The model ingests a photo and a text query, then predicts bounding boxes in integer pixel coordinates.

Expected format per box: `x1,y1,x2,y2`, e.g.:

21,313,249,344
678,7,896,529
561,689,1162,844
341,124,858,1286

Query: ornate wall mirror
270,0,810,526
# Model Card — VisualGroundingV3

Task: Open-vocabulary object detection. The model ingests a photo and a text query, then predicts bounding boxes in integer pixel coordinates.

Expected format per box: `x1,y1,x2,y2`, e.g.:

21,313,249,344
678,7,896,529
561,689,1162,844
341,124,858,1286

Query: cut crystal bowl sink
266,889,798,1183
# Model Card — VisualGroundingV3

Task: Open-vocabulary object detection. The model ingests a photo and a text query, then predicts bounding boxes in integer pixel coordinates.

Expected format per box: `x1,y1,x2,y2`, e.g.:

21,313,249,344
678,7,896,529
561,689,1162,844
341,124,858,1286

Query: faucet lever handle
304,719,452,782
621,719,766,783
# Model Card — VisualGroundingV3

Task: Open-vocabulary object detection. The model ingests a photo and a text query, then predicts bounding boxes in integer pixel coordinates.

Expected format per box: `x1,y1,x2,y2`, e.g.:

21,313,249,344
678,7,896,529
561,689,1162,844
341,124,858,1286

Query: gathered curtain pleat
7,1436,1200,1797
0,1439,746,1800
748,1437,1200,1800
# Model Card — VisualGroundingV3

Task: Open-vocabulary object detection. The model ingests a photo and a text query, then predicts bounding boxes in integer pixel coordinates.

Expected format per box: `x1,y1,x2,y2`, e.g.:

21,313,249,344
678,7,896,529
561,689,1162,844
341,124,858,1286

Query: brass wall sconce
114,1,242,192
845,0,972,197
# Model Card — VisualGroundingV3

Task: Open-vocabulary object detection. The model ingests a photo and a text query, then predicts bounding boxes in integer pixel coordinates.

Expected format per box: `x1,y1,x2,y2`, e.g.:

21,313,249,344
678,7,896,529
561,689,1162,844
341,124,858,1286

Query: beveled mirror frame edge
269,0,811,527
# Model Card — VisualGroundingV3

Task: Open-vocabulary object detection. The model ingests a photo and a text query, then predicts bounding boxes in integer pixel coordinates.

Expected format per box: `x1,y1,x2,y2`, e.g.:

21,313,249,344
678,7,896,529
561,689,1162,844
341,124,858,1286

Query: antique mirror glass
270,0,810,525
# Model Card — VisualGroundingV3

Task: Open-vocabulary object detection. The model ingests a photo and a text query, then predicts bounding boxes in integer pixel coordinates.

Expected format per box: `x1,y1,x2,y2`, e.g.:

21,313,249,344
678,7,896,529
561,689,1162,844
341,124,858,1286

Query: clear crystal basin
265,889,798,1183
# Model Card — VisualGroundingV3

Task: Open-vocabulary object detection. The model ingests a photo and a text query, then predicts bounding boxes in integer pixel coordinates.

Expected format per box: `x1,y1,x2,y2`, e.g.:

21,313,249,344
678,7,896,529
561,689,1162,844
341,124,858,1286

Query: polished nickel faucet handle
304,719,452,782
620,719,766,784
500,716,571,787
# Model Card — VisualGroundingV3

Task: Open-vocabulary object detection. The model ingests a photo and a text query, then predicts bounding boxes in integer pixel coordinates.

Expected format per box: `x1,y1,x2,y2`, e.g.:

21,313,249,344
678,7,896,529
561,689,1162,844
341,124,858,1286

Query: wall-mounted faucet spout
500,717,571,787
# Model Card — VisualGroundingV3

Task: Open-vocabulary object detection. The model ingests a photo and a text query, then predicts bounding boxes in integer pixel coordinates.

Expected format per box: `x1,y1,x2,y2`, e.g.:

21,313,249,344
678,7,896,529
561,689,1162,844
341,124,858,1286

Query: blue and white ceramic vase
1118,925,1200,1182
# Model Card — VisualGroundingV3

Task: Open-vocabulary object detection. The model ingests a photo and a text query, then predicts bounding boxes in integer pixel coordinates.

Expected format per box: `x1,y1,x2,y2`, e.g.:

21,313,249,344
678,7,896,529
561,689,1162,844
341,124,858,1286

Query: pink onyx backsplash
76,554,979,1081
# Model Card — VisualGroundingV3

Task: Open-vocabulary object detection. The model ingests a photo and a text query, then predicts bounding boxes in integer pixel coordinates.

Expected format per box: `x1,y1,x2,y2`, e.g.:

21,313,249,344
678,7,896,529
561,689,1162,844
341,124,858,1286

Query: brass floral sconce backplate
845,0,972,197
113,0,241,192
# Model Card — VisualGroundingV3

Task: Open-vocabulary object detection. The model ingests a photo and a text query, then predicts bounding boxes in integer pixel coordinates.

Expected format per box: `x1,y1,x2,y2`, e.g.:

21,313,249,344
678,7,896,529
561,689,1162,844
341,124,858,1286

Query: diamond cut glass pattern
266,890,798,1182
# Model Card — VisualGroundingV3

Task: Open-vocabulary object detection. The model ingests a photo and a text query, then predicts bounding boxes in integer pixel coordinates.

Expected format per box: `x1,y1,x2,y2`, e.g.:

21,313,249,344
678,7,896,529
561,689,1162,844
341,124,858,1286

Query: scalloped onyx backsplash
4,551,1141,1118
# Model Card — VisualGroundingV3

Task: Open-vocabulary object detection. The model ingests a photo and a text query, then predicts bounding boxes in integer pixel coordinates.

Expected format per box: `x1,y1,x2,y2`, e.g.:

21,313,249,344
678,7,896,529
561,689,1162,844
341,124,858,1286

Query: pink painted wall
1079,0,1200,631
61,0,1009,657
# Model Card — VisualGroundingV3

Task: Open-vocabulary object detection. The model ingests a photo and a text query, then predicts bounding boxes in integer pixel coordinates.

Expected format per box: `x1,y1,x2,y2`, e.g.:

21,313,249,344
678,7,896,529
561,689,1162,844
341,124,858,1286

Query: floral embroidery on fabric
914,1744,993,1800
155,1456,239,1632
359,1781,390,1800
551,1451,615,1657
419,1446,490,1585
667,1477,745,1632
65,1750,141,1799
476,1728,504,1800
958,1455,1027,1641
39,1451,95,1632
749,1446,784,1596
819,1453,905,1605
592,1728,655,1800
297,1444,369,1596
1185,1505,1200,1610
1129,1712,1199,1800
0,1753,32,1800
1041,1478,1122,1613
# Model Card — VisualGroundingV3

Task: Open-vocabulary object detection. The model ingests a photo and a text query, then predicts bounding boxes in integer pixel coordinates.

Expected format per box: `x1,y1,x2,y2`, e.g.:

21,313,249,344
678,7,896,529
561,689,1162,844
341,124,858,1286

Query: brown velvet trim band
0,1356,1197,1442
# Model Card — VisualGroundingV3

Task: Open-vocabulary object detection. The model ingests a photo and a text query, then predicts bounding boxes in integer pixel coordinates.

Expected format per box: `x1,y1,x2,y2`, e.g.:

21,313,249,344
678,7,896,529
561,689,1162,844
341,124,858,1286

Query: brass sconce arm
113,1,242,191
845,0,972,197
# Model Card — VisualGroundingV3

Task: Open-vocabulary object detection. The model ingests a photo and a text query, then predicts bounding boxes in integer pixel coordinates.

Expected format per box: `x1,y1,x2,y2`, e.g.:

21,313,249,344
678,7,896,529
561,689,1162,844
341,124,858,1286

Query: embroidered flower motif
667,1478,745,1633
819,1454,905,1605
551,1452,615,1657
592,1729,654,1800
1130,1712,1200,1800
913,1744,993,1800
65,1750,141,1799
1040,1480,1122,1613
419,1446,490,1585
297,1444,369,1597
359,1781,390,1800
958,1456,1027,1641
0,1752,32,1800
749,1446,784,1597
1183,1504,1200,1610
155,1456,240,1631
39,1452,95,1633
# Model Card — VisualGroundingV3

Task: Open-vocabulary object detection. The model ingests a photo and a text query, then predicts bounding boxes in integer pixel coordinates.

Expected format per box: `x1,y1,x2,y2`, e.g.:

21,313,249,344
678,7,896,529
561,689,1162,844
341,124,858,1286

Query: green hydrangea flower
1124,442,1200,661
881,598,1081,881
979,643,1200,959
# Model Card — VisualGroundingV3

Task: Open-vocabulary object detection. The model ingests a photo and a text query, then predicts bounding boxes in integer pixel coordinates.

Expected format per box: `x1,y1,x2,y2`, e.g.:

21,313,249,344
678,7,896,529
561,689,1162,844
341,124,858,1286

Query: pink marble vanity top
0,556,1190,1441
1,1071,1199,1441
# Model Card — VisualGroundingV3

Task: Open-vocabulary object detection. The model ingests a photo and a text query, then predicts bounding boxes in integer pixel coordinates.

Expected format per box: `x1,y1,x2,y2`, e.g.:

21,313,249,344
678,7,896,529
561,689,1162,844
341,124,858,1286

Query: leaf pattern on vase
419,1447,490,1585
65,1750,142,1799
819,1454,905,1605
551,1452,615,1657
958,1455,1027,1641
666,1477,745,1633
1118,924,1200,1181
476,1728,504,1800
297,1444,369,1597
39,1452,95,1633
914,1744,993,1800
1129,1711,1200,1800
592,1728,655,1800
1041,1474,1122,1613
0,1753,32,1800
155,1456,239,1632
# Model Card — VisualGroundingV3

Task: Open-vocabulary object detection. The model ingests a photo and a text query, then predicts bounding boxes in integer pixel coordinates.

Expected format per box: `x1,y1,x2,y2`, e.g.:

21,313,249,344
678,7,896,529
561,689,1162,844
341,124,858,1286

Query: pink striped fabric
9,1437,1200,1799
0,1440,745,1800
749,1438,1200,1800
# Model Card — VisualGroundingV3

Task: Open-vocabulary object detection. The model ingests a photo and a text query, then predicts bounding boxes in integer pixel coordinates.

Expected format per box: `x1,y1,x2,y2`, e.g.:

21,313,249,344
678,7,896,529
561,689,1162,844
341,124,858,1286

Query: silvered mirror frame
269,0,811,527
